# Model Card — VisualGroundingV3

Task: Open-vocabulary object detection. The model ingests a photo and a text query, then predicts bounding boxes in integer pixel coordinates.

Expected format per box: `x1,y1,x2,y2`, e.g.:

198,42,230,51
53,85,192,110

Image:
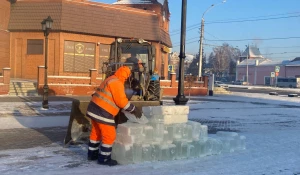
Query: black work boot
98,159,118,166
87,150,98,161
87,140,100,161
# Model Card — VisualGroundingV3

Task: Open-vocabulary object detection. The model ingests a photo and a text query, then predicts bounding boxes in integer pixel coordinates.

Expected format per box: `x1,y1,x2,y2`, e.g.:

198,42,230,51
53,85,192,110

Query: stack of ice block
112,106,246,165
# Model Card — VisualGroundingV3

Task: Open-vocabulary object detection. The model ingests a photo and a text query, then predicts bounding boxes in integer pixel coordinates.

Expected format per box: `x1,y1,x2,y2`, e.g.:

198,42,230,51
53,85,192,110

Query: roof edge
67,0,157,16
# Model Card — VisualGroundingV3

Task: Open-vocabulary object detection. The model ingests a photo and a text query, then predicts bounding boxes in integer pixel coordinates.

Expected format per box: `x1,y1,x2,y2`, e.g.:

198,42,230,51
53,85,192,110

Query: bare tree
209,43,241,80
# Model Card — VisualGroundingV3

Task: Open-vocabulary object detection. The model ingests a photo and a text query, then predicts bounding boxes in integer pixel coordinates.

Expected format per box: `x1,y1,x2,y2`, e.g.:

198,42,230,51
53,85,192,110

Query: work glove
131,107,142,119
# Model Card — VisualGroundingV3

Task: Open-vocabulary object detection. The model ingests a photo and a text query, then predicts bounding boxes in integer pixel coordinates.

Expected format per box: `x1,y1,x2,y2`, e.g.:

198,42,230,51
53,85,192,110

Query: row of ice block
112,135,246,165
116,121,208,144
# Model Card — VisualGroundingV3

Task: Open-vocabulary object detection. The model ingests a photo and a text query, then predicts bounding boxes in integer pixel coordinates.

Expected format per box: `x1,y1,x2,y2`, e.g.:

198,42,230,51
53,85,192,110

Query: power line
205,14,300,24
262,46,300,49
170,12,300,34
206,12,300,23
205,31,221,40
173,37,199,45
262,51,300,55
170,26,200,36
267,55,299,59
205,36,300,42
170,12,300,33
172,36,300,47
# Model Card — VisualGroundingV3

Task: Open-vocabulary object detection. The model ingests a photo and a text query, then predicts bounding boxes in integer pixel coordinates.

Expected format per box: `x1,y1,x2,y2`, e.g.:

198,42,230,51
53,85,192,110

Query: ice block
142,144,152,162
117,133,145,145
117,122,144,135
142,106,189,116
143,125,154,143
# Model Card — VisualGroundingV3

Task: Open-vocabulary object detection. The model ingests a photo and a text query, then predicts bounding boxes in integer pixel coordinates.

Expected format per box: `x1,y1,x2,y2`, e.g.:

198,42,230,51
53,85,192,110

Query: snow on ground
229,84,300,92
0,101,71,129
1,93,300,175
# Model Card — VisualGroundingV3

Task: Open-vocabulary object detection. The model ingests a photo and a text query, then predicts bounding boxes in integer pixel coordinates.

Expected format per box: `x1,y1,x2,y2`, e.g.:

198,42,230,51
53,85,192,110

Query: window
99,44,110,74
27,39,43,55
63,41,95,73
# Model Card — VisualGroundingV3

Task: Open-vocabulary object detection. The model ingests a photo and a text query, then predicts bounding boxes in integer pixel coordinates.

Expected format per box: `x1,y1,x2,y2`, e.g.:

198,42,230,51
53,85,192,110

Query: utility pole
198,18,204,80
246,44,249,85
198,1,226,81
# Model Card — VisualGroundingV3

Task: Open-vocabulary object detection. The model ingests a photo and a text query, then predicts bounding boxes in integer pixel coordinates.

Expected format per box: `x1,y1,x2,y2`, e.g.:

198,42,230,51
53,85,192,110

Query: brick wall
37,69,208,96
0,68,11,95
0,0,10,71
10,31,167,80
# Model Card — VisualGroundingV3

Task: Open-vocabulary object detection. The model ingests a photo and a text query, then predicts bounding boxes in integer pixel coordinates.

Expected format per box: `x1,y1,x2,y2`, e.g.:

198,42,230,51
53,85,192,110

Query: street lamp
198,0,226,80
41,16,53,109
173,0,188,105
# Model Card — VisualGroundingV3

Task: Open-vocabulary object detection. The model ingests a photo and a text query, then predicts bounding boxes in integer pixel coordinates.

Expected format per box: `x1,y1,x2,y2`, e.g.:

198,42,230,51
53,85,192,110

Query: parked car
232,80,244,85
215,81,229,88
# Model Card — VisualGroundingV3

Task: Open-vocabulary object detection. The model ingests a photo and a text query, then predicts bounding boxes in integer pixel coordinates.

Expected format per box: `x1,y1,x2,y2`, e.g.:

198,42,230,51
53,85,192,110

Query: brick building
1,0,172,80
0,0,209,96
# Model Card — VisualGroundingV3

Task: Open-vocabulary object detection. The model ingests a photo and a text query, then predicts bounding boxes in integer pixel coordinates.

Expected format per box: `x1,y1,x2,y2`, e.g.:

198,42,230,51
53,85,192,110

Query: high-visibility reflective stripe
90,140,100,144
97,88,113,98
129,105,135,113
102,144,112,148
100,151,111,156
88,147,99,151
96,78,118,97
93,93,119,110
123,102,131,110
87,111,115,124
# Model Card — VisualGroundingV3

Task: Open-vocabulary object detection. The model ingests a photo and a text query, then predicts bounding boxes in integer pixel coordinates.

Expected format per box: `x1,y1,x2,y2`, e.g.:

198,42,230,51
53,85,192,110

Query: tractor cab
103,38,158,101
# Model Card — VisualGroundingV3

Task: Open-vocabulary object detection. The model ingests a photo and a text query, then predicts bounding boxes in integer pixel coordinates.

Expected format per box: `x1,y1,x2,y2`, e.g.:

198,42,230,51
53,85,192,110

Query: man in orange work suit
86,66,142,166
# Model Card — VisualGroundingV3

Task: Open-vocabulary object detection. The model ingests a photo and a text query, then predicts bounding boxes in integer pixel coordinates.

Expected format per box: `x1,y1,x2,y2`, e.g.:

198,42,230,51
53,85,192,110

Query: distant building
169,52,195,77
239,45,264,62
236,57,300,85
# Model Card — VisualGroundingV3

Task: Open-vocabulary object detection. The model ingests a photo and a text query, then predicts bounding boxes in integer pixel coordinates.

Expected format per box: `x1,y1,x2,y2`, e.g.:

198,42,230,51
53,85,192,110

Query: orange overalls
86,66,136,163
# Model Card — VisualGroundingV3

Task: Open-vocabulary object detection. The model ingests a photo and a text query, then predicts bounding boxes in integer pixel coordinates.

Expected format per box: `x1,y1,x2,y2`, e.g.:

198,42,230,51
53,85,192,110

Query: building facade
2,0,172,80
236,57,300,85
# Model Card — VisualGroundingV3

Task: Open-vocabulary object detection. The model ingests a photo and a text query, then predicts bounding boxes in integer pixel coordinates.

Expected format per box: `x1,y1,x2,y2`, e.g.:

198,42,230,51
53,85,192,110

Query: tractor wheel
147,80,160,101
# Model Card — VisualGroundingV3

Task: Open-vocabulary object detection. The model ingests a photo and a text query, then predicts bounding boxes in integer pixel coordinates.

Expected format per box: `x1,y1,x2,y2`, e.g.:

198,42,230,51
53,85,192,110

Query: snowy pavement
0,93,300,175
229,84,300,92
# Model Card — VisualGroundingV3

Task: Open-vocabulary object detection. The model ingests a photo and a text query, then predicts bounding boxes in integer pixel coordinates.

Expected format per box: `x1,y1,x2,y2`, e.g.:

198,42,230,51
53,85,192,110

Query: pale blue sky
94,0,300,60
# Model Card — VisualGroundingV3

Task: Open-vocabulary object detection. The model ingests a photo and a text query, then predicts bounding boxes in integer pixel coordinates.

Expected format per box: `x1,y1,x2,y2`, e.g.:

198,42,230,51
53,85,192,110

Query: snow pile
112,106,246,165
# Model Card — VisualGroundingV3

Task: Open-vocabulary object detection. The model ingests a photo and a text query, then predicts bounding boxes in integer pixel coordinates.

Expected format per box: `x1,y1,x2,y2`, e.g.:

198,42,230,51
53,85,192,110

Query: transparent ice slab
165,124,175,141
173,139,183,159
158,144,170,161
112,142,133,165
220,137,235,153
173,124,184,139
239,136,246,150
182,125,193,142
142,144,152,162
151,123,164,142
151,142,160,161
169,144,176,160
216,131,238,137
117,122,144,135
143,125,154,142
132,143,142,163
199,125,208,141
116,133,145,144
187,121,201,141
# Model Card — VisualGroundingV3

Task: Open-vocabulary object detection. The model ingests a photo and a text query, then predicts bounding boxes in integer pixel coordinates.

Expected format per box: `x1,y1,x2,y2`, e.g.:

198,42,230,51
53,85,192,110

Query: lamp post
41,16,53,109
198,0,226,80
173,0,188,105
